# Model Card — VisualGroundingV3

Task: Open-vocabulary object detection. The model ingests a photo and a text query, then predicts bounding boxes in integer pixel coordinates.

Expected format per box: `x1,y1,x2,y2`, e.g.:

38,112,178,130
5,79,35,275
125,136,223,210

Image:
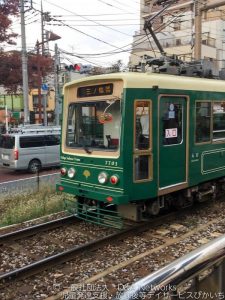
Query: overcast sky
10,0,141,67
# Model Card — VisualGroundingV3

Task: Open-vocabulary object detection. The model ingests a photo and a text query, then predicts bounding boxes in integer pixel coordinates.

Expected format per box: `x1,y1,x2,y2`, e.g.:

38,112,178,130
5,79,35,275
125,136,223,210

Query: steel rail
0,212,177,284
0,215,77,244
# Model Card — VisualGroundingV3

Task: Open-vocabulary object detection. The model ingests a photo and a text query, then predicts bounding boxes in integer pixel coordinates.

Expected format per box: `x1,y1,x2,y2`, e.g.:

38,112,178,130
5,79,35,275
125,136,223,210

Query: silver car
0,127,60,173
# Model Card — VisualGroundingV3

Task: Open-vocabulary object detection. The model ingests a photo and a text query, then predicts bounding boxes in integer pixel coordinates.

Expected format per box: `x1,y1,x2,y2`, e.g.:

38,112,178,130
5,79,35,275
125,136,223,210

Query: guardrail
115,235,225,299
0,172,60,199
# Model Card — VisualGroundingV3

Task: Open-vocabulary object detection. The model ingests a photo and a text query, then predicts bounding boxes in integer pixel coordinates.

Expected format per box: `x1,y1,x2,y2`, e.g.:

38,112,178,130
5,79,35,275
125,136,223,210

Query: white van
0,126,60,173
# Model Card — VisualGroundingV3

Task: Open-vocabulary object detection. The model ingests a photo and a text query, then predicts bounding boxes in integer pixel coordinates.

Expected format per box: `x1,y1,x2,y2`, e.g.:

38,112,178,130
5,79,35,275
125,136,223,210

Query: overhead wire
52,12,138,17
49,23,140,27
60,51,103,67
51,18,140,22
42,0,134,37
31,3,143,58
31,0,144,59
96,0,136,14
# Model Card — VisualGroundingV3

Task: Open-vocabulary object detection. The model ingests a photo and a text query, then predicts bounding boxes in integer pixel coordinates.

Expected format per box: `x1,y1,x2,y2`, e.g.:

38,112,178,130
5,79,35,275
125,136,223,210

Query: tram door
159,96,188,190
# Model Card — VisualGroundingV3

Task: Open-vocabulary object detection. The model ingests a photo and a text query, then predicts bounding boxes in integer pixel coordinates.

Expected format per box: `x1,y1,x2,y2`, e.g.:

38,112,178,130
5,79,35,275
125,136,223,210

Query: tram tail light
106,196,113,202
14,149,19,160
110,175,119,185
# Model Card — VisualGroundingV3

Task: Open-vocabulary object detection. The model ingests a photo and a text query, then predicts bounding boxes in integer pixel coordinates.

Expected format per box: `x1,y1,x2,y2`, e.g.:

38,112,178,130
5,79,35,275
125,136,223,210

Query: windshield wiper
83,145,92,154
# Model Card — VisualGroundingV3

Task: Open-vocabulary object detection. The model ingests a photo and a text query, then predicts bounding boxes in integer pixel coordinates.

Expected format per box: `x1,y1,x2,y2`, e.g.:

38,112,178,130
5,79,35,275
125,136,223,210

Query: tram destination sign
77,83,113,98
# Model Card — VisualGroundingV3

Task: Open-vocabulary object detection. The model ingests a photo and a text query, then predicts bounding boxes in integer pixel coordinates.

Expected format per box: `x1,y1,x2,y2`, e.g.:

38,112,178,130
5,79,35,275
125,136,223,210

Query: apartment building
130,0,225,75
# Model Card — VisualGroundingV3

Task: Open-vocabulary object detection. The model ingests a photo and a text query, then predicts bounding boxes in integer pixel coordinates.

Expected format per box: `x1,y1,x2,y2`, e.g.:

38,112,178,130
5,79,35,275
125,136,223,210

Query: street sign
41,84,48,91
12,112,20,120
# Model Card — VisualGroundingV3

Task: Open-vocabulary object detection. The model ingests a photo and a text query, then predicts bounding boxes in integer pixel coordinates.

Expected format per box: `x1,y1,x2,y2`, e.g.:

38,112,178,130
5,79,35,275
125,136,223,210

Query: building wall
28,89,55,112
130,1,225,75
0,94,23,111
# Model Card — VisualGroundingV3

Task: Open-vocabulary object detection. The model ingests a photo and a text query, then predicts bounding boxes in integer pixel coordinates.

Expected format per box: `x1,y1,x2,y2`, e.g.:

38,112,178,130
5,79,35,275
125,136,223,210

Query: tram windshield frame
66,99,121,153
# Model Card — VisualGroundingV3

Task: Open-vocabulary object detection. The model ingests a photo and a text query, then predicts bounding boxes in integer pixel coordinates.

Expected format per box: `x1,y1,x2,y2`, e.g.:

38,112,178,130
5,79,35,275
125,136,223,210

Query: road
0,166,60,183
0,166,60,198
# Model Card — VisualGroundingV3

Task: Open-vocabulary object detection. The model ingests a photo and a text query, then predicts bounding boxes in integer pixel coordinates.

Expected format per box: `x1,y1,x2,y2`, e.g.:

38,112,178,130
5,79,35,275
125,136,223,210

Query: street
0,166,60,183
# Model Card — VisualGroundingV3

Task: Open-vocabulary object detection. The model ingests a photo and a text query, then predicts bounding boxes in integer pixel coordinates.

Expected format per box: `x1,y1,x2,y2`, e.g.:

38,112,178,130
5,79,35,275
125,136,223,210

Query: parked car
0,126,60,173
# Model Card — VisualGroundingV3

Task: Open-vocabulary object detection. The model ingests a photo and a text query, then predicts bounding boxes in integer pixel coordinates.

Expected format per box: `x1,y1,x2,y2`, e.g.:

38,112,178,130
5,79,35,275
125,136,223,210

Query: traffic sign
41,84,48,91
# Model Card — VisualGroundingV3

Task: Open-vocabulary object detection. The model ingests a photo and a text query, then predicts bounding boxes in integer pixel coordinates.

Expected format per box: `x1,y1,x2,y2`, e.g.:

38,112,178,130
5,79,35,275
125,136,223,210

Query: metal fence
0,172,60,199
115,235,225,299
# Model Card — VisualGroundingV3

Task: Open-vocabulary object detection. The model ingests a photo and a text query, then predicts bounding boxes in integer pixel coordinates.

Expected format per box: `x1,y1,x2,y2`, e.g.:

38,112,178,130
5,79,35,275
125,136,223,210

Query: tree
0,1,54,94
110,60,124,72
0,0,19,45
0,50,54,94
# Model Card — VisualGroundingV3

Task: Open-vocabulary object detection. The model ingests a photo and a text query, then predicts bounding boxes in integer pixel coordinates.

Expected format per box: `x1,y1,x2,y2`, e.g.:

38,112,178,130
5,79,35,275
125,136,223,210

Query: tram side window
134,100,151,181
213,101,225,141
134,155,149,181
135,101,150,150
161,101,182,145
195,102,211,143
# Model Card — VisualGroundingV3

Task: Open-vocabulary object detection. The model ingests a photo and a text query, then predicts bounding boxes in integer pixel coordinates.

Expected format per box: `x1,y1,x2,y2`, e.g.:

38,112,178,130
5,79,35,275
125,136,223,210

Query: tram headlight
67,167,76,178
60,167,67,176
110,175,119,185
98,172,108,184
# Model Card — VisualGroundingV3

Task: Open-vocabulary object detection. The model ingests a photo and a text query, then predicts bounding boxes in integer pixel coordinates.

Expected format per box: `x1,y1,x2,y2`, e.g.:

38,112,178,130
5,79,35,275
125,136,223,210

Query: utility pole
194,0,202,60
36,41,42,124
194,0,225,60
54,43,60,126
202,1,225,11
41,0,45,55
20,0,30,124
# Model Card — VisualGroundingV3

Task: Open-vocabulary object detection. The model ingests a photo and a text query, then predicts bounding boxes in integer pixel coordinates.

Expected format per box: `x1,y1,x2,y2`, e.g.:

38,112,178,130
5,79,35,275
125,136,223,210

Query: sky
10,0,141,67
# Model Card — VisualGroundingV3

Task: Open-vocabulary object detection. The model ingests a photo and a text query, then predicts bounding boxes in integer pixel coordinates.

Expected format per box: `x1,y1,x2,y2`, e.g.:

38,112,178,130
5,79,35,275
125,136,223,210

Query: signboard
77,83,113,98
12,112,20,120
41,84,48,95
165,128,177,138
41,84,48,91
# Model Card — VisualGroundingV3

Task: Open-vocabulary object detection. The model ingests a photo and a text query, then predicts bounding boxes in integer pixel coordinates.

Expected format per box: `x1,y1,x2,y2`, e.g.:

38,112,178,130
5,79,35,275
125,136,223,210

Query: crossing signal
65,64,81,72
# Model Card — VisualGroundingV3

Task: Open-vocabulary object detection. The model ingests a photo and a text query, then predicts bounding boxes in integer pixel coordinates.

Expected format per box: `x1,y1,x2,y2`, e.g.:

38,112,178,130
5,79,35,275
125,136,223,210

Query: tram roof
64,72,225,93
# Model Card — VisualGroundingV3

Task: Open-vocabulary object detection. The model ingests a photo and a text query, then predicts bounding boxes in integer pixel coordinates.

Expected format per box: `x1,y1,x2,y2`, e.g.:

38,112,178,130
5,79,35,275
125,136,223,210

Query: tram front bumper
56,182,129,205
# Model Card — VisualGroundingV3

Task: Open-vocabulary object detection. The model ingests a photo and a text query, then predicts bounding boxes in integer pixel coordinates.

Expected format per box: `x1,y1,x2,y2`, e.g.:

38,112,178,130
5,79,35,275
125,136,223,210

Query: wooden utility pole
194,0,225,60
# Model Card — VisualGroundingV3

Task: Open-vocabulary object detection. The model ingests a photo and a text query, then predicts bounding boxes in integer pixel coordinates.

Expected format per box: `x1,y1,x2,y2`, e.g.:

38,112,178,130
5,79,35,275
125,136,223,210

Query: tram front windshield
66,99,121,152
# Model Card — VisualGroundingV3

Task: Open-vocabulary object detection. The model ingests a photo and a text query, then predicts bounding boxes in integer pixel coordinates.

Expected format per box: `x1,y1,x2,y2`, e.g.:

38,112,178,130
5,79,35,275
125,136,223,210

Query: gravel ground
0,211,67,235
1,200,225,300
0,220,117,275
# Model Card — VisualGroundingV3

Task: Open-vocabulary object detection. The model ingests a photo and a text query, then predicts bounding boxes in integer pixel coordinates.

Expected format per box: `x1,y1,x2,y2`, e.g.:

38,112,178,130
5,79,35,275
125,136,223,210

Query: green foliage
0,50,54,94
0,188,65,226
0,0,19,45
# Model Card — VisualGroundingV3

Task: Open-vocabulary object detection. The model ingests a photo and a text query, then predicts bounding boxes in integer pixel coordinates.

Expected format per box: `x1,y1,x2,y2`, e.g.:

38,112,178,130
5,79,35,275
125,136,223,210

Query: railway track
0,215,77,244
47,205,225,300
2,202,225,299
0,212,177,284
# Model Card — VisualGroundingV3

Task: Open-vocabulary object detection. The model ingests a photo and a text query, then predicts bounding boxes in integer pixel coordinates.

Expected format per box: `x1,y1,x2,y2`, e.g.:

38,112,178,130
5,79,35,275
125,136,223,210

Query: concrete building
0,85,56,125
28,88,56,124
130,0,225,75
